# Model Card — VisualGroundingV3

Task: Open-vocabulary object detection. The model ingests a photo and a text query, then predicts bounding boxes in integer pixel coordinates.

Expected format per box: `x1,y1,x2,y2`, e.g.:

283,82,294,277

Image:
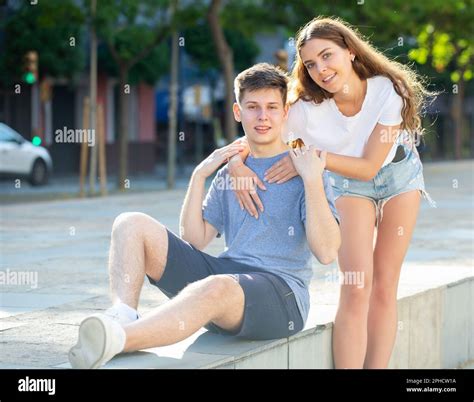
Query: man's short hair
234,63,288,106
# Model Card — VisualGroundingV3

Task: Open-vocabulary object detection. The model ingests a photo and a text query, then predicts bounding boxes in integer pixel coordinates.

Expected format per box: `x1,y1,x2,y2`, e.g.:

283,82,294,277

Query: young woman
228,16,436,368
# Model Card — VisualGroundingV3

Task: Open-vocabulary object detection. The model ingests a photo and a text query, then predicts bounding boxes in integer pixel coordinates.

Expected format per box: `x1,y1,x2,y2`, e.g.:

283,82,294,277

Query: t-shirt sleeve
202,169,225,237
378,83,404,126
300,171,340,226
282,100,308,144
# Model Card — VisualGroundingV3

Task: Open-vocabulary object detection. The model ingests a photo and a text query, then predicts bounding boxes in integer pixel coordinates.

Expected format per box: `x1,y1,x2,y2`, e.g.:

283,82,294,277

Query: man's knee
193,275,243,305
112,212,159,239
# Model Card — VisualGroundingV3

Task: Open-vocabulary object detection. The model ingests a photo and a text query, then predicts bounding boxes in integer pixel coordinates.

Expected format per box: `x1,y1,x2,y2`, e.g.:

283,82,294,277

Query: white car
0,122,53,185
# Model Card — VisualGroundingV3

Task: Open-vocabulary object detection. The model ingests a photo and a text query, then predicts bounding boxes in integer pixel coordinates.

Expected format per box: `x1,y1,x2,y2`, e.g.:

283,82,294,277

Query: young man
68,63,341,369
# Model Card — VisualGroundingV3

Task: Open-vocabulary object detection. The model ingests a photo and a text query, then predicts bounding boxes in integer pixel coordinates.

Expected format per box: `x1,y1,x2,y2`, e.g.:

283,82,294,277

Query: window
0,123,22,143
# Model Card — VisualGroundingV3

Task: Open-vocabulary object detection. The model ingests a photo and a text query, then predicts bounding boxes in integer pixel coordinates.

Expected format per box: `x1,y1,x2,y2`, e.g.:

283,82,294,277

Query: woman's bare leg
333,196,376,368
365,190,420,368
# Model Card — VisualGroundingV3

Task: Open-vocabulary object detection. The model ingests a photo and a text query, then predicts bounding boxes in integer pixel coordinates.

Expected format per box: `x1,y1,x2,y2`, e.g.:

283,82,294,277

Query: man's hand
194,143,246,179
264,154,299,184
289,146,327,183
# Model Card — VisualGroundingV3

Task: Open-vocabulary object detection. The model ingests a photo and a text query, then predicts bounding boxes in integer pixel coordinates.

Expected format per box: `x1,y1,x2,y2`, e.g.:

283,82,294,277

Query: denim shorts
328,139,436,227
146,229,304,340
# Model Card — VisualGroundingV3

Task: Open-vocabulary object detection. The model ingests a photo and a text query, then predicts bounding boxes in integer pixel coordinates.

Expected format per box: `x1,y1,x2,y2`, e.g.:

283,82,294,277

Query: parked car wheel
29,158,48,186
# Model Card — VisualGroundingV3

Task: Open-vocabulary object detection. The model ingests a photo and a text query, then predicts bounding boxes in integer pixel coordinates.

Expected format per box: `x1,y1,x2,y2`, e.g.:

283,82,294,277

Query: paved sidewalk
0,160,472,368
0,164,195,204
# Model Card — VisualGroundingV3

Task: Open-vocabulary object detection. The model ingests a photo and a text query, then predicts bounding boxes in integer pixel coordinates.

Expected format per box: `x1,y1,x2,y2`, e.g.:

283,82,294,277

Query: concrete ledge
92,271,472,369
3,265,471,370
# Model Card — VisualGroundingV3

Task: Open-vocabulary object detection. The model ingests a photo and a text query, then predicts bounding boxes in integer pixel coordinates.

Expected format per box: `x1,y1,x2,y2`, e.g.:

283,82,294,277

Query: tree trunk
451,78,465,159
88,0,98,195
207,0,237,143
118,65,129,190
167,0,179,189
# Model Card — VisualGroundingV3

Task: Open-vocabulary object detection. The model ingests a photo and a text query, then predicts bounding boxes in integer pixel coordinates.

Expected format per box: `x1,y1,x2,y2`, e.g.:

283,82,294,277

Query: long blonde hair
290,16,434,135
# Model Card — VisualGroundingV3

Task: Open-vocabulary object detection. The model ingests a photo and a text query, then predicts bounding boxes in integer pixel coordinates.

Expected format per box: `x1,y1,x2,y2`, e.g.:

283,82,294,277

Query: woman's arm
228,138,267,218
324,123,401,181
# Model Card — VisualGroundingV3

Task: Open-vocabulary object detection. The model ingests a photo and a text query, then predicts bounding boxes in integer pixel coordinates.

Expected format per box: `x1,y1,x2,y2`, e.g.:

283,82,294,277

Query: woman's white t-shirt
283,75,404,167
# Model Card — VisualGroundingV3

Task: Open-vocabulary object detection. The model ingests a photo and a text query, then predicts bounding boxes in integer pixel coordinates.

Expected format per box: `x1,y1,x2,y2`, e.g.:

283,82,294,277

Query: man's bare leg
123,274,245,351
71,212,246,368
69,274,245,368
108,212,169,310
106,212,246,350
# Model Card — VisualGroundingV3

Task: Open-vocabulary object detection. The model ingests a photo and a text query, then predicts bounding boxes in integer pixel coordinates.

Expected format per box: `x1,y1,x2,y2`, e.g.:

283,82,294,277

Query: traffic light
23,51,38,85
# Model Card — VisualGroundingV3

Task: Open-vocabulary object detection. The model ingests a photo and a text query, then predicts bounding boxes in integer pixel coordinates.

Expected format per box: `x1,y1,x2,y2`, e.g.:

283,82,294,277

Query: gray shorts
146,229,304,340
329,139,436,227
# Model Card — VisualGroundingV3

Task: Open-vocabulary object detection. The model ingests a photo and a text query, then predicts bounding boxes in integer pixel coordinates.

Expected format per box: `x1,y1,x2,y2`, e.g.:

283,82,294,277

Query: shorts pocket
389,145,410,165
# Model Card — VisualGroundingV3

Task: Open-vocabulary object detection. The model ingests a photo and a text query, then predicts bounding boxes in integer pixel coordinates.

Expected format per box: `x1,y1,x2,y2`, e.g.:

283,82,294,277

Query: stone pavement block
442,280,470,368
234,341,288,369
57,350,233,370
470,280,474,362
408,288,442,368
0,321,25,331
1,292,86,308
0,362,51,369
103,350,232,369
0,307,39,318
1,322,78,347
179,330,278,358
388,297,410,369
0,341,70,368
0,292,90,319
214,362,236,369
289,326,333,369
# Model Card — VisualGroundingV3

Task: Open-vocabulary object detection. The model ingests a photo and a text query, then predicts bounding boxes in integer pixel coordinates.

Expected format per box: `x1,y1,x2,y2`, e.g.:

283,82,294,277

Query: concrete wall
208,277,473,369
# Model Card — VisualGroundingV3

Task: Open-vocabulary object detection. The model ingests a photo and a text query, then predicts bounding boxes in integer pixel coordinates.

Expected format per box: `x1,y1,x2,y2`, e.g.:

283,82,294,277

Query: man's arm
179,142,245,250
290,147,341,264
179,173,218,250
303,175,341,264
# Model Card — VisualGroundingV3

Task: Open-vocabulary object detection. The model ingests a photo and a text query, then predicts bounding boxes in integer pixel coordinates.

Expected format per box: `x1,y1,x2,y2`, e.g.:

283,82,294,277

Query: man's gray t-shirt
202,151,339,323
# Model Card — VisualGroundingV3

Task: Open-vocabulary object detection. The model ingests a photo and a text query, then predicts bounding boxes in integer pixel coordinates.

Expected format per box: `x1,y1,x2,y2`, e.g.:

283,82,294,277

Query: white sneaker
104,305,139,326
68,314,126,369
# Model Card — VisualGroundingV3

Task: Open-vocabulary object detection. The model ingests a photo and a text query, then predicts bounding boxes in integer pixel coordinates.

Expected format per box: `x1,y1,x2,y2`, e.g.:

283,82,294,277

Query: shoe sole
68,317,107,369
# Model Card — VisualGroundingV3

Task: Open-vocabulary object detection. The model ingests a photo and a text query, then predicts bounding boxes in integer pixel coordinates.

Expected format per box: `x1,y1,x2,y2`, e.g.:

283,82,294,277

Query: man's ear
233,102,241,122
283,103,289,119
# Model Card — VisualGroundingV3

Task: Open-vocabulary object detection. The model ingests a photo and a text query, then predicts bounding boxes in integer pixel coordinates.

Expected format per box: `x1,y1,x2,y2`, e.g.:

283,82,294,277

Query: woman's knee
339,276,372,314
371,282,398,308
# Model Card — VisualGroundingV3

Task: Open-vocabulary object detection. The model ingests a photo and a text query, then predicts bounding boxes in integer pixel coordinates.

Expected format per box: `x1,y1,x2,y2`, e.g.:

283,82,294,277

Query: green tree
185,0,287,142
182,23,259,142
0,0,85,88
92,0,200,189
408,1,474,159
183,25,259,74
